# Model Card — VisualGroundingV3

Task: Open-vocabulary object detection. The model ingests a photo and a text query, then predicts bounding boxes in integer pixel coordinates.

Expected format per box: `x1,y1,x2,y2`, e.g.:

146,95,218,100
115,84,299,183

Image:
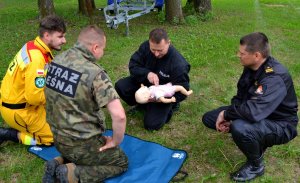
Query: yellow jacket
1,36,53,106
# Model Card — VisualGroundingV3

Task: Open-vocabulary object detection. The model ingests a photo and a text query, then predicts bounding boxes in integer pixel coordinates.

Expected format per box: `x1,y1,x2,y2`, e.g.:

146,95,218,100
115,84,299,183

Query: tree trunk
165,0,184,24
78,0,96,16
85,0,94,17
38,0,55,19
194,0,212,14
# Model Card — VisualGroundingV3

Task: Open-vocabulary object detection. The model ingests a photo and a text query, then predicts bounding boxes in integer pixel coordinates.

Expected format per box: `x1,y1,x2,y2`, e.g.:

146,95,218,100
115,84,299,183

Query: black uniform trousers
115,77,173,130
202,106,298,161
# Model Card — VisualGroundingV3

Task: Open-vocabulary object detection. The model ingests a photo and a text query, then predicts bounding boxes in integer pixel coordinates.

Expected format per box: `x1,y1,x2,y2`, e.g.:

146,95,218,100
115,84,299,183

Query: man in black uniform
115,28,190,130
202,32,298,182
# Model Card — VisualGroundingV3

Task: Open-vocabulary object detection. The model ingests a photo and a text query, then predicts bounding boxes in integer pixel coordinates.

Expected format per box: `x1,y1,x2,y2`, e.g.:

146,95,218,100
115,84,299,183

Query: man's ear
254,51,263,61
165,39,171,46
91,43,98,54
42,32,50,42
43,32,49,38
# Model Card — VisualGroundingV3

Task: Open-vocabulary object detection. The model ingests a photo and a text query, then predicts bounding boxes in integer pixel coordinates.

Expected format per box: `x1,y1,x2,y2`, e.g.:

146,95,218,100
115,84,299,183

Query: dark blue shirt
224,56,298,124
129,41,190,103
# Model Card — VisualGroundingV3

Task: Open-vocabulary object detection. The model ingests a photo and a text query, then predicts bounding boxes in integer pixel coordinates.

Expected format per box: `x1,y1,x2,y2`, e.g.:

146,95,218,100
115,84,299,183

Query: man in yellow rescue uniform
0,15,66,146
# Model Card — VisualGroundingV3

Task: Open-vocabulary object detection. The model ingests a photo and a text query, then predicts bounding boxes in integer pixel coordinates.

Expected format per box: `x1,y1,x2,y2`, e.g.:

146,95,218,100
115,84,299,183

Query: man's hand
216,110,231,133
99,136,117,152
147,72,159,85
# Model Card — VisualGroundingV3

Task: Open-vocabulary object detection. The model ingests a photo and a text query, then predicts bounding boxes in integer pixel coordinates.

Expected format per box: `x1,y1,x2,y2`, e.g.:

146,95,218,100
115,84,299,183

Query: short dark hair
39,15,66,37
149,28,169,44
78,25,106,46
240,32,270,58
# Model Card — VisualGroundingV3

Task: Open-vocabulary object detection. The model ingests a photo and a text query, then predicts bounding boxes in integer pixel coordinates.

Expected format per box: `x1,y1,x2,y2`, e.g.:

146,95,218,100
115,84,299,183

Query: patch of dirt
129,119,137,125
264,4,286,8
0,150,10,166
11,173,21,183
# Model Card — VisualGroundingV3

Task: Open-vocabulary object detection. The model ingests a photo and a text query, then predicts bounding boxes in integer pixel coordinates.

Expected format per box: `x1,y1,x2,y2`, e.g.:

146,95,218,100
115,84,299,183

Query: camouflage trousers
55,135,128,183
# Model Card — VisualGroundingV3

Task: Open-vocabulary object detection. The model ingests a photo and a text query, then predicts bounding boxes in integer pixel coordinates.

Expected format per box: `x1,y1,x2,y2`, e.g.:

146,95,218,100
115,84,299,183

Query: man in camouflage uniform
43,25,128,183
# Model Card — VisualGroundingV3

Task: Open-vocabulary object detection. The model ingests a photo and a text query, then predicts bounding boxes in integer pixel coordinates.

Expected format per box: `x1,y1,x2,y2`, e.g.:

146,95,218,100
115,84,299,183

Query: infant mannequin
135,83,193,104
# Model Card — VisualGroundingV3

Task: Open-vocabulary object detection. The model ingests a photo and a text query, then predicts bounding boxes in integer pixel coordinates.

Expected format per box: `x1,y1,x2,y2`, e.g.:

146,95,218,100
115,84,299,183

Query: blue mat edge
28,129,189,181
104,130,189,181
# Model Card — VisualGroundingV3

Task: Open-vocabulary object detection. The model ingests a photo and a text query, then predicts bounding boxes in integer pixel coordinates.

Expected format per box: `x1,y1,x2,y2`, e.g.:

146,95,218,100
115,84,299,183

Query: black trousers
115,77,173,130
202,106,298,160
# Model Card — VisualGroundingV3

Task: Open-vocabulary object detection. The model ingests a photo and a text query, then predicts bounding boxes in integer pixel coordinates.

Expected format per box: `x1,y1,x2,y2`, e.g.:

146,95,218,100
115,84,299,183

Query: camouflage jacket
45,42,119,145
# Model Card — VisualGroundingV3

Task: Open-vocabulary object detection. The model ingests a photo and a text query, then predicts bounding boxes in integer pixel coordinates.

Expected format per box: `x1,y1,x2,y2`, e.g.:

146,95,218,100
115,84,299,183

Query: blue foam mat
28,130,187,183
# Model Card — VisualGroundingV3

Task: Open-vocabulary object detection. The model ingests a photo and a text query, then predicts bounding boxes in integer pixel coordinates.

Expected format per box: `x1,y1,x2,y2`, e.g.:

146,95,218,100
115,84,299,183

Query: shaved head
78,25,105,47
77,25,106,60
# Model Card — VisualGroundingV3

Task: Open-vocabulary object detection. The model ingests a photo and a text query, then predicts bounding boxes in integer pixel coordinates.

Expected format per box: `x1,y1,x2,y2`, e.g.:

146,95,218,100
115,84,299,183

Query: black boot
230,156,265,182
0,128,19,145
42,157,64,183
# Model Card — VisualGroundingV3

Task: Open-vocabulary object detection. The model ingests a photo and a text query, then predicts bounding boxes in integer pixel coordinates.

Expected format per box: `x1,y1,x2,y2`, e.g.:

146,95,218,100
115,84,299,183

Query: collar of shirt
74,41,97,63
34,36,54,60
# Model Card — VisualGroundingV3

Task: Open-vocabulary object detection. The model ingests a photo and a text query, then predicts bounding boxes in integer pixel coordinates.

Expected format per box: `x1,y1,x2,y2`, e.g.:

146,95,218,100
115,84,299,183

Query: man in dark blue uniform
202,32,298,182
115,28,190,130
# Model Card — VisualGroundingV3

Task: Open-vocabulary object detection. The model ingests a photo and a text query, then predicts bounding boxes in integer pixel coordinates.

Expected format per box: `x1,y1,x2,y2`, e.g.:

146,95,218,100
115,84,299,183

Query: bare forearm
107,99,127,145
111,114,126,145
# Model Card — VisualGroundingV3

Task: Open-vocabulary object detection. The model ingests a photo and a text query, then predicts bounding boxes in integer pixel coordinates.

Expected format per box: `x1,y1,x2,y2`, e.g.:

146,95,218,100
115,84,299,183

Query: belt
2,102,26,109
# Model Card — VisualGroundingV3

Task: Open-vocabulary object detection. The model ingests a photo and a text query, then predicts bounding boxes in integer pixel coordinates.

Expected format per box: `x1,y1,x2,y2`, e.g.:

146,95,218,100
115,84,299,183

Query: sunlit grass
0,0,299,182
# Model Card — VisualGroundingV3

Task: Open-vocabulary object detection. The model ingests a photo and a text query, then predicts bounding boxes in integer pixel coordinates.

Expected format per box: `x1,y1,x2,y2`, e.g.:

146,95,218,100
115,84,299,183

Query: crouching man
202,32,298,182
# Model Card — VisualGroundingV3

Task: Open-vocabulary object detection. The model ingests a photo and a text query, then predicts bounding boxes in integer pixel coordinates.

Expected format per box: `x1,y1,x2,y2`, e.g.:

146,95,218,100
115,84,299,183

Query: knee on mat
120,154,129,169
121,161,129,171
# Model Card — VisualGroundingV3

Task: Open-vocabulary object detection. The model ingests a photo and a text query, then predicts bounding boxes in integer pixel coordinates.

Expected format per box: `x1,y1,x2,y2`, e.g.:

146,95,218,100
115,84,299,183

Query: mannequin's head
135,84,151,104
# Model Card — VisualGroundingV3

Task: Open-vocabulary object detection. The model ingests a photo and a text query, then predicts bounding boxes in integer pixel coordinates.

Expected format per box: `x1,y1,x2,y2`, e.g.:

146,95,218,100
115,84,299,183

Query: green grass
1,0,300,182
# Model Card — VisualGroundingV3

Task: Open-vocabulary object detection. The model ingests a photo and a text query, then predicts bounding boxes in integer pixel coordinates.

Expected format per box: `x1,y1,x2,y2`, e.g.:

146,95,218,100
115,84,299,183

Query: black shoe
0,128,19,145
230,157,265,182
56,163,78,183
42,159,61,183
56,164,69,183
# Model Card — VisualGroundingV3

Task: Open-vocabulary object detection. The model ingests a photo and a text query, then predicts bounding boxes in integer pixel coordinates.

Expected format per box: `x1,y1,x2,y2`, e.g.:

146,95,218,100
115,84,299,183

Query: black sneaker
42,159,60,183
56,163,79,183
0,128,18,145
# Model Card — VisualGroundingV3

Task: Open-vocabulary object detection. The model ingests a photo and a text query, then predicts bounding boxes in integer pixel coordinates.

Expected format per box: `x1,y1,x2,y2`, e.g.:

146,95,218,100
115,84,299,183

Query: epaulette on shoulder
265,66,274,73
